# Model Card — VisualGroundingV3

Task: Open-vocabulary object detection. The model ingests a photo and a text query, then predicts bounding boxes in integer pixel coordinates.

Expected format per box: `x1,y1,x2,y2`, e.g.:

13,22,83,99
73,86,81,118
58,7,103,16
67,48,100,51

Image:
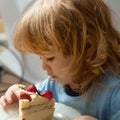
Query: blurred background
0,0,48,96
0,0,120,96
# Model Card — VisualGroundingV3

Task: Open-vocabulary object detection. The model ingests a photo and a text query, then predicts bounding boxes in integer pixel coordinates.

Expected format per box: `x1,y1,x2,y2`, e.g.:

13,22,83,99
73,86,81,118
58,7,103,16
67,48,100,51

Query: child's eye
47,57,55,61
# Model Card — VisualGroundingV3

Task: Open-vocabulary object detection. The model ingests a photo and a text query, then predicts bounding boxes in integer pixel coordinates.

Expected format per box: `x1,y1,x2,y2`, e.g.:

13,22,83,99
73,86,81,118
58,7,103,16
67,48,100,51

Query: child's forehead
40,48,58,55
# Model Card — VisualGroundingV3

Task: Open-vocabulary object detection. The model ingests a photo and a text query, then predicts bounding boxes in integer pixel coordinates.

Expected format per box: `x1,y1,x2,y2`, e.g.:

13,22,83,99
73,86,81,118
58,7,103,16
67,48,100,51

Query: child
0,0,120,120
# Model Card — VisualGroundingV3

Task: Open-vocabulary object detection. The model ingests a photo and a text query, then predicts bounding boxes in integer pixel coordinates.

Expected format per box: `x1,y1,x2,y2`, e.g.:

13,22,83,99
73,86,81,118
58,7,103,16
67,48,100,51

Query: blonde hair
13,0,120,93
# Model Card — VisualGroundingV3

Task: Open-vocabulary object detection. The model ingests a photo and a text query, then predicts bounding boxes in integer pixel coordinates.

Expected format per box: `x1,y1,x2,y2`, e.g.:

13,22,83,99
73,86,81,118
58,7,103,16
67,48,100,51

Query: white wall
106,0,120,17
105,0,120,30
0,0,47,84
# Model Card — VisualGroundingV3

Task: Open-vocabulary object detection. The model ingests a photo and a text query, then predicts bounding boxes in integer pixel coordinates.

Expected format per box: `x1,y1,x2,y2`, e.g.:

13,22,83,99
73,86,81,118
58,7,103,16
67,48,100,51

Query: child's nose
41,60,51,71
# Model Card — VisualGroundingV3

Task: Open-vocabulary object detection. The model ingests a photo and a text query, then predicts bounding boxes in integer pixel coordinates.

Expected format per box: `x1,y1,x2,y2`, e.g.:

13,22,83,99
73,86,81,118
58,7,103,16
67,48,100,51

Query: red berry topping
24,85,37,93
19,92,32,101
40,90,53,100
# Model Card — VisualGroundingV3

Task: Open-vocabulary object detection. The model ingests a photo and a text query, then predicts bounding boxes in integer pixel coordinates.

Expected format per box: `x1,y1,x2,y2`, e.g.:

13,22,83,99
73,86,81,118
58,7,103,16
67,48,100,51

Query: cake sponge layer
19,93,55,120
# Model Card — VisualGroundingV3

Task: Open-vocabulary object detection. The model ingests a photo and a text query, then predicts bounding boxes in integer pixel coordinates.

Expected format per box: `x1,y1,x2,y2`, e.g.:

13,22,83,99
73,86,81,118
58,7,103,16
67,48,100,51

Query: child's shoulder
91,71,120,103
102,71,120,87
88,72,120,118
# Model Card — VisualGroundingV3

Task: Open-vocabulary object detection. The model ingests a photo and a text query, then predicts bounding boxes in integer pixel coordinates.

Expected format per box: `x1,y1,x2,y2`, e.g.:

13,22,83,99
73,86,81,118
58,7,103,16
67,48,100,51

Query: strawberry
24,85,37,93
40,90,53,100
19,92,32,101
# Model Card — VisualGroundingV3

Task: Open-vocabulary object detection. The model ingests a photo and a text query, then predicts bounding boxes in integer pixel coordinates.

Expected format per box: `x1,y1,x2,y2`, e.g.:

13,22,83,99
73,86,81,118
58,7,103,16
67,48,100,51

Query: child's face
40,48,73,85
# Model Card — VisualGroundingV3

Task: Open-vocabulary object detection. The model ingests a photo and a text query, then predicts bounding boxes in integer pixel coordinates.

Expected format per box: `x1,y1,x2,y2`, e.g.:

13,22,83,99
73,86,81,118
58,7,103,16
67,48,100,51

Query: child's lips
47,73,58,78
49,74,57,78
52,76,57,78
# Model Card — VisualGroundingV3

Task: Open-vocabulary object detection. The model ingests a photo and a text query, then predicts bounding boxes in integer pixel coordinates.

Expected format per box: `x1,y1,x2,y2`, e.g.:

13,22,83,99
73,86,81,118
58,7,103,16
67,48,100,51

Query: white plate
0,102,81,120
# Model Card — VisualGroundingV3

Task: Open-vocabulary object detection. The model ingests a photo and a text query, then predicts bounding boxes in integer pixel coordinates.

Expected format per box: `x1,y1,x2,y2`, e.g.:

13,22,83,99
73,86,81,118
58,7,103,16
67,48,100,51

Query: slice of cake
19,85,55,120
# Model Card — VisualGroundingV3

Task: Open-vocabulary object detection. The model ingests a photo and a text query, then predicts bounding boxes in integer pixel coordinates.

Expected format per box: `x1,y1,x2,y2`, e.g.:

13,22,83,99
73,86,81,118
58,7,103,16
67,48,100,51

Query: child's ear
85,36,96,59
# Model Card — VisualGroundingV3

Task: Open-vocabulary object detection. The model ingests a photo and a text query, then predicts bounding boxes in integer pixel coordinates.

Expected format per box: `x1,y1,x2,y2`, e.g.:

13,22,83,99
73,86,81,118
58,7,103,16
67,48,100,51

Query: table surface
0,73,30,97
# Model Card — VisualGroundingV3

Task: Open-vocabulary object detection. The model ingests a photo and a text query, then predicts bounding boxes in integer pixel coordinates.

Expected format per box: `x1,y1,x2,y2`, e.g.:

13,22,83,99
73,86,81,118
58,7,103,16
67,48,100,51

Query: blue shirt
35,72,120,120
